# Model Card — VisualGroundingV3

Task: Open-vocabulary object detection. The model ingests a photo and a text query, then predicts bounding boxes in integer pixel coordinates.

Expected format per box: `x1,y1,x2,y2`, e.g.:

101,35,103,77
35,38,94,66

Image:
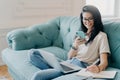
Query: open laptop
39,50,82,74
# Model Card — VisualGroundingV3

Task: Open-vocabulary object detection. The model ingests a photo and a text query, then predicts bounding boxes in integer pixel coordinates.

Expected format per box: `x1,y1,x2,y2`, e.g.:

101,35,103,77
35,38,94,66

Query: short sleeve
99,33,110,54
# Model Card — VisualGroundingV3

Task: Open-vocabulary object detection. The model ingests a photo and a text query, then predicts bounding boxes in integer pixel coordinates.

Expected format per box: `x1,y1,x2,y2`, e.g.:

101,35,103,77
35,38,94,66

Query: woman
29,5,110,80
68,5,110,74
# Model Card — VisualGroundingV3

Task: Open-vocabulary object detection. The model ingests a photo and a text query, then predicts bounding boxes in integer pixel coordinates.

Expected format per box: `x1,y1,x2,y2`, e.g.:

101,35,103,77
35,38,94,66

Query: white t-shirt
76,31,110,65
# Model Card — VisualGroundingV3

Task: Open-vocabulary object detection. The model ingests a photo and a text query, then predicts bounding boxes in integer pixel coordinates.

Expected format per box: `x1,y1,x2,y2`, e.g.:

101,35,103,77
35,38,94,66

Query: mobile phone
76,31,85,39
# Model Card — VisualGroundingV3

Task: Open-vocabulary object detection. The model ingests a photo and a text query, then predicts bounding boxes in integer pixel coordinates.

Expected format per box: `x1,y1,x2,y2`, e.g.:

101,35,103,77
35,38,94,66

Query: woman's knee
28,49,52,69
28,49,39,62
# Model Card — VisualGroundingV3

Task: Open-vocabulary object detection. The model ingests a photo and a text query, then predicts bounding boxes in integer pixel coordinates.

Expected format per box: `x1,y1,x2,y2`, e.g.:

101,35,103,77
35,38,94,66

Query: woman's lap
66,58,108,80
28,50,108,80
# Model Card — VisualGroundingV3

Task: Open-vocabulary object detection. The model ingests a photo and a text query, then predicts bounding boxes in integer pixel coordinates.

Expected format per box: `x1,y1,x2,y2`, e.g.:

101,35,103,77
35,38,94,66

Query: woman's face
82,12,94,30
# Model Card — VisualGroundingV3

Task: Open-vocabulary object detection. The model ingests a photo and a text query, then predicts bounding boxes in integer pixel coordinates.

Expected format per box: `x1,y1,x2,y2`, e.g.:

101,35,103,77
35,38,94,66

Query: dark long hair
80,5,104,45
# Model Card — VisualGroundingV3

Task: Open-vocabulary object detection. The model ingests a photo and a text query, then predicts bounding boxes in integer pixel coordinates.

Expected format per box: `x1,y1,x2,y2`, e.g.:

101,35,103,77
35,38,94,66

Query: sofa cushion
2,48,40,80
41,46,68,60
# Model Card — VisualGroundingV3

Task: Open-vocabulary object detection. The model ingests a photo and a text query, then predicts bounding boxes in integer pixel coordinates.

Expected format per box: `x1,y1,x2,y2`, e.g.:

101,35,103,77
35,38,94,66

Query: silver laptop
39,50,82,74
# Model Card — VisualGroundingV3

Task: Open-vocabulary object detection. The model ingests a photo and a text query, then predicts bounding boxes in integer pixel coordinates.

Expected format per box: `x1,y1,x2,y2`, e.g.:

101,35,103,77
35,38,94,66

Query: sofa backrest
58,16,81,51
7,17,61,50
103,19,120,69
7,16,81,50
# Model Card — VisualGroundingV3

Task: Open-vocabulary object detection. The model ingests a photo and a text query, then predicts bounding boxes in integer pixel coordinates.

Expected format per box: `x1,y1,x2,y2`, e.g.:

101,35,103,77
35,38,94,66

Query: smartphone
76,31,85,39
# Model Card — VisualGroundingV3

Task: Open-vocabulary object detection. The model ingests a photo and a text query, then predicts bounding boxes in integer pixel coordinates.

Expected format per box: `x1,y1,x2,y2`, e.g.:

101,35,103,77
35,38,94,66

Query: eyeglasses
83,17,94,22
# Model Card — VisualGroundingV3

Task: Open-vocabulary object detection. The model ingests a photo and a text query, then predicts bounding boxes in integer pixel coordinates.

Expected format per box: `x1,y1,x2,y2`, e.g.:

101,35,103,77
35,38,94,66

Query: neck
87,30,91,34
87,29,92,33
86,29,92,37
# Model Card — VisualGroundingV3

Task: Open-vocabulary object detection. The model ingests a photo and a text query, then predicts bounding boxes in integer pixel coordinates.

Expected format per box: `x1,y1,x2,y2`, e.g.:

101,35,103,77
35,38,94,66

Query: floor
0,65,13,80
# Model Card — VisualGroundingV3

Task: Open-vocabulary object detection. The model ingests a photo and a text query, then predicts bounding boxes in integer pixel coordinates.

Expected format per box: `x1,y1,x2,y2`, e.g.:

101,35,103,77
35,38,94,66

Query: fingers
75,37,85,42
86,65,99,73
75,37,81,40
73,37,86,48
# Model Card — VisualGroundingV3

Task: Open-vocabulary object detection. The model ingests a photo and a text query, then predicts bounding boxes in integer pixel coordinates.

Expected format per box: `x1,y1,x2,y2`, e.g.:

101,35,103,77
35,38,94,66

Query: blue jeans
66,57,89,68
28,49,62,80
31,69,62,80
28,49,52,69
28,49,108,80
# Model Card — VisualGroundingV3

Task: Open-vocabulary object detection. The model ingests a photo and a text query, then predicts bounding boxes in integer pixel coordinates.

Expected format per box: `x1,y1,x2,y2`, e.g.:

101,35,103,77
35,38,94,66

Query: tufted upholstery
7,17,81,51
2,16,120,80
7,17,61,50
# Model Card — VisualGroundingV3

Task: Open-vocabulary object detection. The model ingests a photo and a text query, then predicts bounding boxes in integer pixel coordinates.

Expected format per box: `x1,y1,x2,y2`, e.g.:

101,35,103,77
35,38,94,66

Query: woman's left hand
86,65,100,73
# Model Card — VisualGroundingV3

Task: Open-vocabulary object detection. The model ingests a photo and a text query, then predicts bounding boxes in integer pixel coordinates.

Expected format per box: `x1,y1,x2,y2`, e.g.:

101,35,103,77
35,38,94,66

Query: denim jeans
31,69,62,80
66,57,89,68
28,49,52,69
28,49,62,80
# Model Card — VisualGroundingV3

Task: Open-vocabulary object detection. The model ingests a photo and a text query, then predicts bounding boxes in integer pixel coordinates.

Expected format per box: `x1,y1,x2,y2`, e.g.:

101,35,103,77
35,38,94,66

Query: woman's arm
67,48,78,59
86,53,108,73
98,52,108,71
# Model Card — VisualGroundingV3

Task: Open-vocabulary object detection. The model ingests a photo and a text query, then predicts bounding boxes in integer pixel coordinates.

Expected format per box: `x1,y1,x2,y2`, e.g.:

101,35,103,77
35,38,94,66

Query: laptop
39,50,82,74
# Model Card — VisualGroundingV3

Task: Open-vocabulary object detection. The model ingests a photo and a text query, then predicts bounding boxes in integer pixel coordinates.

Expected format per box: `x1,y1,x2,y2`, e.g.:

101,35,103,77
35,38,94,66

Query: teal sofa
2,16,120,80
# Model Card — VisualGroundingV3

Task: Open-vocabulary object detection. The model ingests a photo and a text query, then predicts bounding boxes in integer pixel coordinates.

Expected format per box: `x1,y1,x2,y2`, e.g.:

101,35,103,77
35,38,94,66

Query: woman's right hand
68,36,86,59
73,37,86,49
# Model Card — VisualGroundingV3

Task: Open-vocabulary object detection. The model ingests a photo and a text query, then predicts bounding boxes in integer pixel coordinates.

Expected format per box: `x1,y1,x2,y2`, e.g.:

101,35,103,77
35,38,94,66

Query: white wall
0,0,85,66
0,0,85,29
115,0,120,17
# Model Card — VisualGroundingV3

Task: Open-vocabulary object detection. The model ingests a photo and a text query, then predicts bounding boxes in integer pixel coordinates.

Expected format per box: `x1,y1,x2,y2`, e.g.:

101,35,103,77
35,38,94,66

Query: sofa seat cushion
2,46,68,80
41,46,68,60
2,48,40,80
53,67,120,80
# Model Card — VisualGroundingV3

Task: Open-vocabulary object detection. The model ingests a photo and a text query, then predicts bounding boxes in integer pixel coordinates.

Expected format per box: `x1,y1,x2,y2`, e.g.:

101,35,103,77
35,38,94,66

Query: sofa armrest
7,17,60,50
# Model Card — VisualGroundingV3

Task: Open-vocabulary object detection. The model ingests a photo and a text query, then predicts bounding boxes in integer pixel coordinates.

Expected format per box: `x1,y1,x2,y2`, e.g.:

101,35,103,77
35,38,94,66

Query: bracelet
71,46,78,50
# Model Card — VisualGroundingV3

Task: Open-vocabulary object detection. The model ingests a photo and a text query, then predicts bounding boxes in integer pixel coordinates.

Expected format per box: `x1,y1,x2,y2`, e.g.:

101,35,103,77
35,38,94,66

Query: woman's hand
73,37,86,49
86,53,108,73
68,37,86,59
86,65,100,73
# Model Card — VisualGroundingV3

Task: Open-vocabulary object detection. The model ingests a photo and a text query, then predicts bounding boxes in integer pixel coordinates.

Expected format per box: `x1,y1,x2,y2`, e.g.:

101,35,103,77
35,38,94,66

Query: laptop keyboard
60,64,74,71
